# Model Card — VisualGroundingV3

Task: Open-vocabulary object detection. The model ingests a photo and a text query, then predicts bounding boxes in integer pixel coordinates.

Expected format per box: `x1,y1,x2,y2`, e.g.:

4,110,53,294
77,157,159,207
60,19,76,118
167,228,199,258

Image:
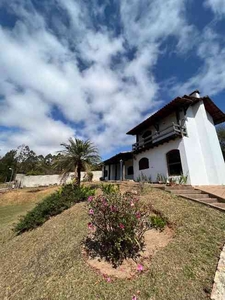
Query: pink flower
88,222,93,230
89,209,94,215
88,196,94,202
137,264,143,272
106,277,111,282
136,212,141,219
130,202,134,207
119,223,125,230
110,205,117,212
132,296,137,300
102,198,108,206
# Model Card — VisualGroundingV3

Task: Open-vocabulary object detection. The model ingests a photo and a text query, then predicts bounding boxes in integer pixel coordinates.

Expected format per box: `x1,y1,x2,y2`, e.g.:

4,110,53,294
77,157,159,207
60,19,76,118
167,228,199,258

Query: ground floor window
127,166,134,175
104,169,108,177
166,150,183,176
139,157,149,170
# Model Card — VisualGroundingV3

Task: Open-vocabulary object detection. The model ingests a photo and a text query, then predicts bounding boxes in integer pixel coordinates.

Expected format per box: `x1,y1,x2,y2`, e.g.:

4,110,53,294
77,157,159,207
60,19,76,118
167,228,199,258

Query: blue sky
0,0,225,160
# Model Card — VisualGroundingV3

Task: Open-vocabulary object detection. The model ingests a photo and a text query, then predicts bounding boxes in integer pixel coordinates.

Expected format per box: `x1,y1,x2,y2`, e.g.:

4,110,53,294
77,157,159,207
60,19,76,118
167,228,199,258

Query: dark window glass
104,170,108,177
139,157,149,170
167,150,183,176
127,166,134,175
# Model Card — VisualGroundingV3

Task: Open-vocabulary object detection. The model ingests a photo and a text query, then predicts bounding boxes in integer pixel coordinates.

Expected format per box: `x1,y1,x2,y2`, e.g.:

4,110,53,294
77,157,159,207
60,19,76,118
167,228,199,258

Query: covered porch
103,152,133,181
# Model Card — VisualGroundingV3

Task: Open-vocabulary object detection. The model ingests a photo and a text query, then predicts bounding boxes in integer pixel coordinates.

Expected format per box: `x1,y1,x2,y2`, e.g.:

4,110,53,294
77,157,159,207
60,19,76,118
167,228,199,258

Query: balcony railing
132,123,187,152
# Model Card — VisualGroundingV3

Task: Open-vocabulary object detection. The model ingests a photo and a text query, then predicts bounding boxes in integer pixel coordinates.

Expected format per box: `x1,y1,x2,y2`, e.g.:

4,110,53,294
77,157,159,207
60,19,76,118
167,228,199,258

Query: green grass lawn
0,202,36,227
0,184,224,300
0,186,58,244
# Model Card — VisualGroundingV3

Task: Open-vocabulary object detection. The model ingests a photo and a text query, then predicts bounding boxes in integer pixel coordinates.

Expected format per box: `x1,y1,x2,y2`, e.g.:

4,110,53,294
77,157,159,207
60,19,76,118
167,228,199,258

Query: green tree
0,150,17,182
56,138,101,185
217,125,225,159
16,145,38,174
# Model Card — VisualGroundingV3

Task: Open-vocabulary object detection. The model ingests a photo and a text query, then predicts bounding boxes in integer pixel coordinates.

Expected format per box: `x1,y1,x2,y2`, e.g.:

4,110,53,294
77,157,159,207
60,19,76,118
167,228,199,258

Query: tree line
0,139,102,183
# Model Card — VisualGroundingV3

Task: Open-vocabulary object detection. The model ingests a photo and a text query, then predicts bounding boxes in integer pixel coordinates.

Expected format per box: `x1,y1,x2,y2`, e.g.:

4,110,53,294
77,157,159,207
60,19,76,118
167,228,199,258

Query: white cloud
0,0,197,157
205,0,225,15
171,28,225,96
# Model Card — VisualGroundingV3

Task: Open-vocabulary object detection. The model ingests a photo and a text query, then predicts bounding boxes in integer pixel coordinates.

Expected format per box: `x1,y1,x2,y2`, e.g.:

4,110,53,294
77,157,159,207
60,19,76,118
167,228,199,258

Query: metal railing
132,123,187,152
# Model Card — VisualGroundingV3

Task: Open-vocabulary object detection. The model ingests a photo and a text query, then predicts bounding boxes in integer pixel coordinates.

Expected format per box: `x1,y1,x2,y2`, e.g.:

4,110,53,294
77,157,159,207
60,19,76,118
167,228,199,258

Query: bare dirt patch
84,226,173,279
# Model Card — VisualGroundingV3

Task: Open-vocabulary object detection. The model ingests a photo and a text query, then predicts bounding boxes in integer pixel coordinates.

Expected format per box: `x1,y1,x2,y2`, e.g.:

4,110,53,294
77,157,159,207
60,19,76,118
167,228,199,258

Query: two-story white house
103,91,225,185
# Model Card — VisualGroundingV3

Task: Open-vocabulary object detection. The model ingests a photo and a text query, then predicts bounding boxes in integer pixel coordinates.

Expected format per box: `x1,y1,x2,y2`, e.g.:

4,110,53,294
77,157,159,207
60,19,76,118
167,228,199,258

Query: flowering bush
84,192,147,267
101,183,120,195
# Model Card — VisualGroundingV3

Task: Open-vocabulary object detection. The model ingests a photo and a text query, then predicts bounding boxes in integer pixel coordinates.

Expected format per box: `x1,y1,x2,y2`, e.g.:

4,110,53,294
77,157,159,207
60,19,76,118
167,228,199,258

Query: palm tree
56,138,101,185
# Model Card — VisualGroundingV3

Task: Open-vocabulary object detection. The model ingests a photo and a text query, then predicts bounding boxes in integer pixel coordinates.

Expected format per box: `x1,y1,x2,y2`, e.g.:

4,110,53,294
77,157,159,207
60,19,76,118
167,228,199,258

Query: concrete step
165,185,193,190
168,189,202,194
211,203,225,209
178,193,210,199
196,198,218,204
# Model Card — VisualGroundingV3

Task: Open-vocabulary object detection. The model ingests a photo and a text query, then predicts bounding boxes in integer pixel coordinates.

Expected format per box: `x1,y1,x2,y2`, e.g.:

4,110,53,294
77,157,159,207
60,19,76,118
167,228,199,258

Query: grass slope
0,187,57,244
0,184,224,300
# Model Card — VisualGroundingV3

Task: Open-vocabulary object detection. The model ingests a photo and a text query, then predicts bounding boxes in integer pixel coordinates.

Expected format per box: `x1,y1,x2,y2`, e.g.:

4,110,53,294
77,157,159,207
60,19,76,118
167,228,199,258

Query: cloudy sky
0,0,225,160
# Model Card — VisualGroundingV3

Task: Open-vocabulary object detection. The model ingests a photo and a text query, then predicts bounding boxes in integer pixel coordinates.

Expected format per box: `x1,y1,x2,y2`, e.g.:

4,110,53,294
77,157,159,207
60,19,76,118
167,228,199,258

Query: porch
103,152,133,181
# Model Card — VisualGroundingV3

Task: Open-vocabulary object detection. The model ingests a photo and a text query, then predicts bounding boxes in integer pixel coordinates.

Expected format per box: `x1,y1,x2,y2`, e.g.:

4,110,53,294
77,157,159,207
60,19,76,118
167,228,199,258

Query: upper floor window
139,157,149,170
127,166,134,175
166,150,183,176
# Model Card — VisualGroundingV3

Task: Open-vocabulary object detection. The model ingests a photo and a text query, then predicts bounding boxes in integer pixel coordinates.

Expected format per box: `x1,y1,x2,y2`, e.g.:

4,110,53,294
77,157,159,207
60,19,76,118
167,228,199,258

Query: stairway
164,185,225,211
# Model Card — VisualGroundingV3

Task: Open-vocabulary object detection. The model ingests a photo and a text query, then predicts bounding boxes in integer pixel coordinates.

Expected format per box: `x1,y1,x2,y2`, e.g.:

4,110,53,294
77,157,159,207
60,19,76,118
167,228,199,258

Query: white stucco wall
183,101,225,185
16,171,102,188
133,138,189,183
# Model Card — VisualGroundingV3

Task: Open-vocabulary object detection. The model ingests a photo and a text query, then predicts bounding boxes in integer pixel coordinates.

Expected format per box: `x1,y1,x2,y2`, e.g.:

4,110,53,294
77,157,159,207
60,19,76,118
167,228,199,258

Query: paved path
211,244,225,300
195,186,225,201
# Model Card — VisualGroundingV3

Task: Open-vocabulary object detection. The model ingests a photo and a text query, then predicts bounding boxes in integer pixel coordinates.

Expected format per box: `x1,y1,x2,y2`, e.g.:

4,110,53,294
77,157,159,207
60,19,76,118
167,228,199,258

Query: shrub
84,192,148,267
156,173,167,183
178,173,188,185
14,184,95,234
149,215,167,231
136,172,152,183
101,183,119,195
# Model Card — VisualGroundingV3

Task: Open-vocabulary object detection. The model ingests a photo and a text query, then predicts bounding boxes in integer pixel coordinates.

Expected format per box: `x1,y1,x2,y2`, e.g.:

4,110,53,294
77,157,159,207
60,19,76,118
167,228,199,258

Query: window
139,157,149,170
104,170,108,177
127,166,134,175
166,150,183,176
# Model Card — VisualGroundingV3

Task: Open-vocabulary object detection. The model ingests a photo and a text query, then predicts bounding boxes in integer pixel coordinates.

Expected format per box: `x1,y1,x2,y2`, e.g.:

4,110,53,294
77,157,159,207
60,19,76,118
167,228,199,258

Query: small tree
56,138,101,185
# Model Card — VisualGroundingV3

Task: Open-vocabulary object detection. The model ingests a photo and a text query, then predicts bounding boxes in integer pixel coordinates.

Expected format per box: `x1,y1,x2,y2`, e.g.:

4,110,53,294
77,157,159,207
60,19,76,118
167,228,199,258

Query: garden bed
84,226,173,279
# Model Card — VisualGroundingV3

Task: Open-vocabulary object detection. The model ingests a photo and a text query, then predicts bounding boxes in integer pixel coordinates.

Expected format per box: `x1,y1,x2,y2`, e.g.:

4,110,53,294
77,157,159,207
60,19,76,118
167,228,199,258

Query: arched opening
139,157,149,170
127,166,134,175
166,150,183,176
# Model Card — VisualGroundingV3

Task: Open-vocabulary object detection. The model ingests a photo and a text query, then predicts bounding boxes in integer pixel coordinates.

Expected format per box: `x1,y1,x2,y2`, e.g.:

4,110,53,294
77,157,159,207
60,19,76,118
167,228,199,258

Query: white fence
15,171,102,188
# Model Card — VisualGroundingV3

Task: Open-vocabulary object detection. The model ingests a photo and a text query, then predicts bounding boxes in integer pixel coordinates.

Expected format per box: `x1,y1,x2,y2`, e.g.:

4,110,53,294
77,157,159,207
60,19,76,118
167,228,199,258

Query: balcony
132,123,187,153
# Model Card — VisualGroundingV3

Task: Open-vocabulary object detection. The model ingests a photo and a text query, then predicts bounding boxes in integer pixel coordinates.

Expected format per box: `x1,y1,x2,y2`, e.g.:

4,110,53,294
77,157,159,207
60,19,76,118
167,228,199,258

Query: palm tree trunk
77,164,81,186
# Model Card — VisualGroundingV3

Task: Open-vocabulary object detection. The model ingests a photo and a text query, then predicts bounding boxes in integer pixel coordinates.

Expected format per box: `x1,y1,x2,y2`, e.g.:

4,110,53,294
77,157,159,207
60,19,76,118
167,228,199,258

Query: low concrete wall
15,171,102,188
